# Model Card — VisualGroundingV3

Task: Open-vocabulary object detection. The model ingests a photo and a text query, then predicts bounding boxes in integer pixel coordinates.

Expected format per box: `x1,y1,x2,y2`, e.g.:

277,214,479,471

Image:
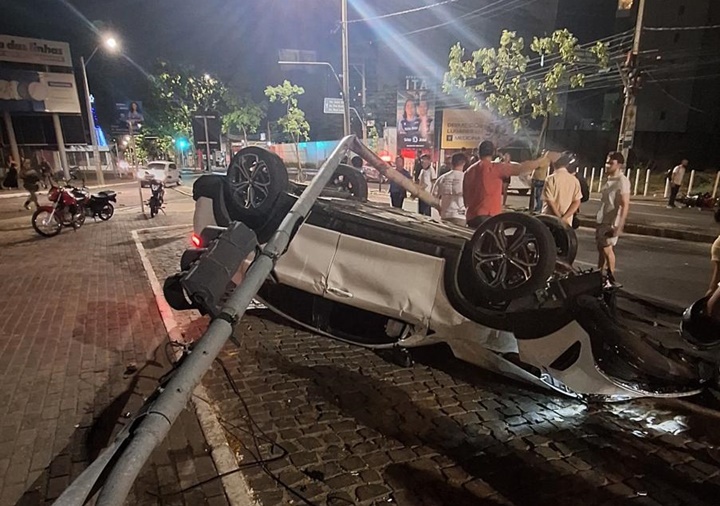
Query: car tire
535,214,578,265
324,164,368,201
468,212,557,300
224,146,288,228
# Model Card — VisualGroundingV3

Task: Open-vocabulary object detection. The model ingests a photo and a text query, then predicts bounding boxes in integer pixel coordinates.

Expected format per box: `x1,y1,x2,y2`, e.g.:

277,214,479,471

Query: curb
576,217,716,244
132,227,258,506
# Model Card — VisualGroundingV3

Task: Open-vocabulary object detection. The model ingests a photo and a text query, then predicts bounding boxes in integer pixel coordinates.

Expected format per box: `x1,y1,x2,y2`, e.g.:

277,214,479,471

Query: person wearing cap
463,140,557,228
541,152,583,227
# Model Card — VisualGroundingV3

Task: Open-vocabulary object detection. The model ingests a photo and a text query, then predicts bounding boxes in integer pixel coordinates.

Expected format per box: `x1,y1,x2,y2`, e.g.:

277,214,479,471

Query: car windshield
147,163,166,170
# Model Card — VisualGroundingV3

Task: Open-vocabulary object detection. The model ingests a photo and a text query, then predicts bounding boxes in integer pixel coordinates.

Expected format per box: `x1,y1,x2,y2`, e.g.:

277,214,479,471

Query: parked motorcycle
148,179,165,218
677,192,718,209
70,187,117,221
31,186,85,237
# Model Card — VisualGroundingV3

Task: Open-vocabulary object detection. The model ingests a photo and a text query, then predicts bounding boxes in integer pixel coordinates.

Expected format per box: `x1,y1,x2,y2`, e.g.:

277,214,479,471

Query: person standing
432,153,467,226
417,154,433,216
389,155,411,209
541,152,582,226
20,160,41,210
596,152,631,288
667,159,688,208
2,159,19,189
39,156,53,189
464,140,555,228
530,157,550,213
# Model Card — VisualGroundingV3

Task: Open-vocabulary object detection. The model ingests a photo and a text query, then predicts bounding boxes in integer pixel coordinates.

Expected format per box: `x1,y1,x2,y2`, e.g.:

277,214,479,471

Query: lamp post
80,35,118,186
340,0,351,137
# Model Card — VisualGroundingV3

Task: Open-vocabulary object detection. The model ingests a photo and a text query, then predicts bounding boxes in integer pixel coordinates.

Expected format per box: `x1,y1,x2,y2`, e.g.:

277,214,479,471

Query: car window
170,164,177,170
147,162,166,170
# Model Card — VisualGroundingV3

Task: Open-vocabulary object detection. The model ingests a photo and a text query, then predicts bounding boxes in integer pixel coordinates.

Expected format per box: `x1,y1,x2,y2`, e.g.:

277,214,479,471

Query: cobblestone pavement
0,186,231,505
145,227,720,506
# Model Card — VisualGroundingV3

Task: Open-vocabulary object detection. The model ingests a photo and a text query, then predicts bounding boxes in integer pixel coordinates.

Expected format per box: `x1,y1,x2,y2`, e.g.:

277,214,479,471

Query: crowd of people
1,154,56,209
387,140,632,289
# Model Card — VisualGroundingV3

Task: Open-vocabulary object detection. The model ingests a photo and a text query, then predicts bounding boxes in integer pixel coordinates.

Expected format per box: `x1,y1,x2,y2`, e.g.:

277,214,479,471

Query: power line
644,71,705,113
402,0,536,36
644,24,720,31
346,0,461,24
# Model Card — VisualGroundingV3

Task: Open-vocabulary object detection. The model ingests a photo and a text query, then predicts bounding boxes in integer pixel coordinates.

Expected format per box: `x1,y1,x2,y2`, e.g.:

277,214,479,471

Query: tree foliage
265,81,310,142
443,29,609,150
222,95,267,144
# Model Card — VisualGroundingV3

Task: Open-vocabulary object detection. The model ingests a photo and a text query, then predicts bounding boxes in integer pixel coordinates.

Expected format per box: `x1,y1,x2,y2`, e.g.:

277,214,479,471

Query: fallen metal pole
56,135,356,506
352,139,440,208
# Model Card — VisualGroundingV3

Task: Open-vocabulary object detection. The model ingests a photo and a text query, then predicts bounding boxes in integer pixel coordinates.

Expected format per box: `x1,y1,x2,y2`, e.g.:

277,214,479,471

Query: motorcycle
70,186,117,221
31,186,85,237
147,179,165,218
677,192,718,209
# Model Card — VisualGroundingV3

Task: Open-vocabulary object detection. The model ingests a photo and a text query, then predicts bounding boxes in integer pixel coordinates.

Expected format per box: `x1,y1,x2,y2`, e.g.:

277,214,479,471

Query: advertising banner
0,68,80,113
396,76,434,150
0,35,72,67
440,108,513,150
113,101,144,134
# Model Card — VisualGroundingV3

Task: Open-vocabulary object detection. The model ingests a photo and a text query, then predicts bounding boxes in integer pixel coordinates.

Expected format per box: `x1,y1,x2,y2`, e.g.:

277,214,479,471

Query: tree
222,95,267,144
265,81,310,175
148,61,233,141
444,29,609,153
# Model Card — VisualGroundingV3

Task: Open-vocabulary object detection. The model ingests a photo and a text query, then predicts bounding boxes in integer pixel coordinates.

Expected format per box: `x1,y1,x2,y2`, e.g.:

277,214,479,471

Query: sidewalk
0,189,235,505
0,180,138,200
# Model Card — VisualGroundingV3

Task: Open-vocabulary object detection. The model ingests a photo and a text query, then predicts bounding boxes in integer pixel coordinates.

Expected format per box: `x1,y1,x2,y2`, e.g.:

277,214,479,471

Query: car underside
165,144,717,402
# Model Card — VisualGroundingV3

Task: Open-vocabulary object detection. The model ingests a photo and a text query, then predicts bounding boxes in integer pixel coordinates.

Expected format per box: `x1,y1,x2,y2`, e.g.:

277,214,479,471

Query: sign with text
323,97,344,115
396,76,435,150
0,34,72,67
112,101,144,134
440,109,513,150
0,68,80,113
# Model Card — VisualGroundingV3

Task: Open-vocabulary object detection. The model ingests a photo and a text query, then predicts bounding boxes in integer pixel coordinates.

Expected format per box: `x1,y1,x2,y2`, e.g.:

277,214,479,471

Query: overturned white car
165,145,710,402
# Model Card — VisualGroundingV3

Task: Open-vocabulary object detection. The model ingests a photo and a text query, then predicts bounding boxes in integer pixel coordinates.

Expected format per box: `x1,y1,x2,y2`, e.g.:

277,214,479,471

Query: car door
273,223,341,296
168,163,178,184
324,233,443,327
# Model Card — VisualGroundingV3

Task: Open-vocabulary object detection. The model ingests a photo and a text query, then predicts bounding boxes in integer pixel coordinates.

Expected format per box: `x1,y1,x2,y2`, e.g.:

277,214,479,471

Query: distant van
137,161,181,187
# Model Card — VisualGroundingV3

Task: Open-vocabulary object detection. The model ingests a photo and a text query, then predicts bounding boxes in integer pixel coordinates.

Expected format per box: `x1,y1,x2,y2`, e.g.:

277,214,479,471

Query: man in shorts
596,152,631,288
432,153,467,226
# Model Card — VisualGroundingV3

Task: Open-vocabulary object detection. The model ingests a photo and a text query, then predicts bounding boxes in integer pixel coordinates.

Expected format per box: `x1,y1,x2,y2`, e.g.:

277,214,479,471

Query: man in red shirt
463,140,555,228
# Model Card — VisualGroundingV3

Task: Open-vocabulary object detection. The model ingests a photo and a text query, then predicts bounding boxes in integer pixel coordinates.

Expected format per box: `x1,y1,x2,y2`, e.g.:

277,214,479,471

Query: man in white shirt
541,152,582,226
417,154,434,216
667,159,688,208
596,152,631,288
432,153,467,226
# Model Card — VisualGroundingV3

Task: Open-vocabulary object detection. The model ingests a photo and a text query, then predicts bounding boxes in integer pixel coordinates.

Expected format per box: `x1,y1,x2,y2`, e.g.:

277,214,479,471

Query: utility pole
616,0,646,161
341,0,351,136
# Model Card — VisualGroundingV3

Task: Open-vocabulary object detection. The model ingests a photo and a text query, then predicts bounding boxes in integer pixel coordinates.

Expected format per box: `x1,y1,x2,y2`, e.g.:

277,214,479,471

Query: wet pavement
144,227,720,506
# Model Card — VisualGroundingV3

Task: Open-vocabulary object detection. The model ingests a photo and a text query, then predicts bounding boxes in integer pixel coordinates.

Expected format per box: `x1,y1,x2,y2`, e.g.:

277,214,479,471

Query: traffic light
175,137,190,150
163,222,258,316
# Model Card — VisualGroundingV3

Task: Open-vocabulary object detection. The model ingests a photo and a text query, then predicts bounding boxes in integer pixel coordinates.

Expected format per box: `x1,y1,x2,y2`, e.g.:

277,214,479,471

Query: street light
81,35,119,185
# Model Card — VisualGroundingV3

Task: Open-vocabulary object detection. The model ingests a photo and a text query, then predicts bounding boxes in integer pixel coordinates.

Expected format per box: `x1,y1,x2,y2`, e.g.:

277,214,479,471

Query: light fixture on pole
81,35,119,186
340,0,351,137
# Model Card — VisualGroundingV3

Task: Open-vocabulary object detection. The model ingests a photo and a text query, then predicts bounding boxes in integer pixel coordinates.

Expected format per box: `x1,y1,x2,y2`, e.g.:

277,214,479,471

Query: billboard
396,76,434,150
113,101,144,134
440,109,513,150
0,35,73,67
0,68,80,113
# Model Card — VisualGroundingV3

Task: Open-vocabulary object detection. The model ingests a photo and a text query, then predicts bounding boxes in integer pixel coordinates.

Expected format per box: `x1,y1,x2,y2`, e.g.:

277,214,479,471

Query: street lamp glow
104,37,118,51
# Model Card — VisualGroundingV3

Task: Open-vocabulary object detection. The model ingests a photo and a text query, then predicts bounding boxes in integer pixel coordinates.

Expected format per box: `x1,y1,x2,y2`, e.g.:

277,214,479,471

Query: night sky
0,0,557,137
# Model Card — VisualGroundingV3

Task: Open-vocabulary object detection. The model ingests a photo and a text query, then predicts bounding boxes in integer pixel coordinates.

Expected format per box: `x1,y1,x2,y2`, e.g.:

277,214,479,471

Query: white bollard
634,168,641,196
644,169,651,196
712,171,720,199
664,179,670,198
596,168,604,192
589,167,596,193
627,168,632,184
583,167,588,179
687,169,695,196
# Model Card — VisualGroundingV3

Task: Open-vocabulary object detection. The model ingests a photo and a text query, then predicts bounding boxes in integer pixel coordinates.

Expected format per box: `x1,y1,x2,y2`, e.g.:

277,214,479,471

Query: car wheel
324,164,368,201
469,212,557,300
224,147,288,227
535,214,578,265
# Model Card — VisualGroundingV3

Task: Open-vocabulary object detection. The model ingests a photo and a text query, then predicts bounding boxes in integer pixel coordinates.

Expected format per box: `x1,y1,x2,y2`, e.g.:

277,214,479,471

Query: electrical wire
644,24,720,31
346,0,461,24
402,0,537,36
644,71,705,113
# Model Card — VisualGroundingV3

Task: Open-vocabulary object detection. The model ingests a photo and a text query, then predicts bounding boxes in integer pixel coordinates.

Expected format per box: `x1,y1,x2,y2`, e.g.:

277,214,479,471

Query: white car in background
137,161,181,187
